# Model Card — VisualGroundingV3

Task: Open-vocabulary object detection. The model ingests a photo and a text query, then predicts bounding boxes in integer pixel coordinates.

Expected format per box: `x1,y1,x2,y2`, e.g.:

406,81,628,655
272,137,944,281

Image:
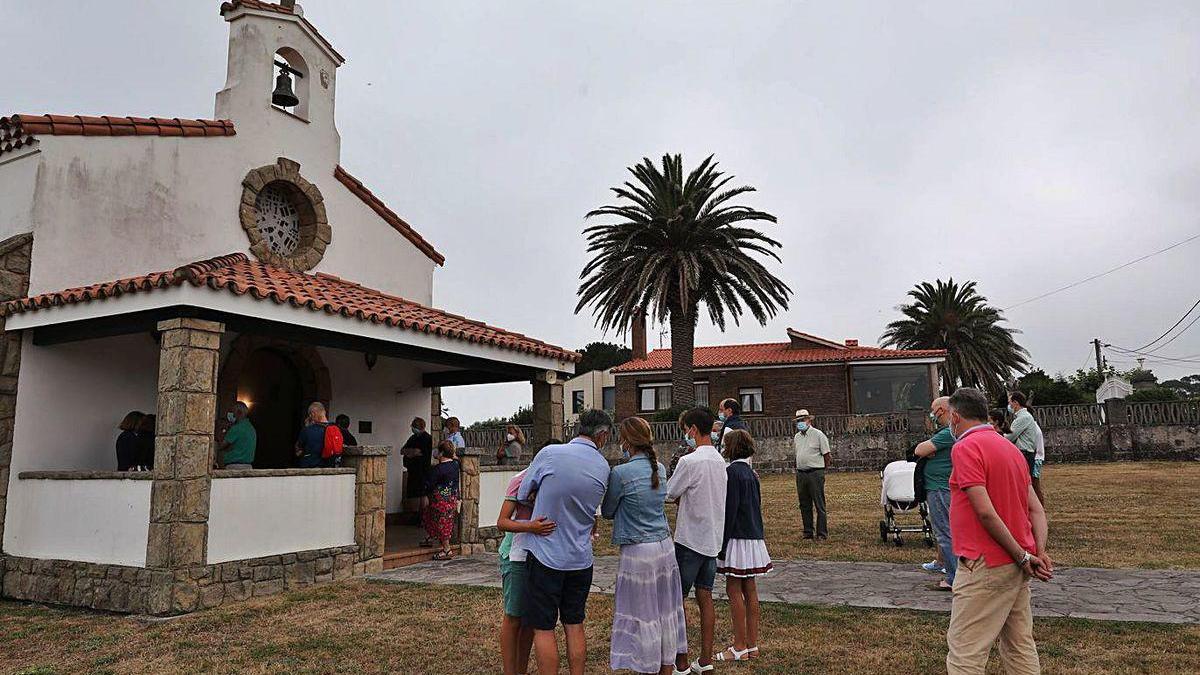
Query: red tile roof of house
219,1,345,64
611,341,945,373
2,253,579,363
334,166,445,266
0,115,235,154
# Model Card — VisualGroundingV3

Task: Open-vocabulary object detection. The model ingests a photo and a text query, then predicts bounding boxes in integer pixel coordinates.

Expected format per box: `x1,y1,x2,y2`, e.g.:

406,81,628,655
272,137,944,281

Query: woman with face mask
497,424,526,465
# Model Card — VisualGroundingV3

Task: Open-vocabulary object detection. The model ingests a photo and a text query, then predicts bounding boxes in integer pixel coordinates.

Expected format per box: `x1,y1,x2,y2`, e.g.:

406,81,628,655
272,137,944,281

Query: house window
601,386,616,412
850,364,932,414
739,387,764,413
571,390,586,415
638,383,672,412
693,382,709,407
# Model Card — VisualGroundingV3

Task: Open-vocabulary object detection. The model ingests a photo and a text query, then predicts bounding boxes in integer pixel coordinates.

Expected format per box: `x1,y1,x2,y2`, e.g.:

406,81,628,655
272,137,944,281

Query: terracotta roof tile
334,165,445,266
219,1,345,64
3,253,578,363
611,341,945,373
0,114,235,154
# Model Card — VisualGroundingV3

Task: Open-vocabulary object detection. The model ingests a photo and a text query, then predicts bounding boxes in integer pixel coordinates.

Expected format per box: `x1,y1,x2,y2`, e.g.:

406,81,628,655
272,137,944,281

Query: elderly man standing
1006,391,1047,508
217,401,256,470
792,409,830,540
914,396,955,590
518,409,612,675
945,388,1052,675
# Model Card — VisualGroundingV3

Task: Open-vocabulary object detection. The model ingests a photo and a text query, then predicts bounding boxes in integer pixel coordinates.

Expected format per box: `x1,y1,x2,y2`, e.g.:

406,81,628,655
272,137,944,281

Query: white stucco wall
207,474,355,564
3,478,152,567
479,469,520,529
317,346,430,513
9,332,158,474
0,149,39,241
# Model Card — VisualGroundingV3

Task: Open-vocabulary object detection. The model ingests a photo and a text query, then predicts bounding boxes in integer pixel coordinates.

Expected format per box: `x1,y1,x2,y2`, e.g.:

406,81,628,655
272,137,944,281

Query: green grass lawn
3,580,1199,674
594,461,1200,568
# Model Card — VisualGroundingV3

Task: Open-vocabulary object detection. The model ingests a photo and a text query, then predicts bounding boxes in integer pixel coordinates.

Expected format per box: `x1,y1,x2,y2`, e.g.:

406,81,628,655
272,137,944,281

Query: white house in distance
563,368,617,426
0,0,575,615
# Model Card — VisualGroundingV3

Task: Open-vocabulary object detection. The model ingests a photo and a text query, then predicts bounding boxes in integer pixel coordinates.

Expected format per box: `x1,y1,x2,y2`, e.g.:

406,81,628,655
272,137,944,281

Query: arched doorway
217,335,331,468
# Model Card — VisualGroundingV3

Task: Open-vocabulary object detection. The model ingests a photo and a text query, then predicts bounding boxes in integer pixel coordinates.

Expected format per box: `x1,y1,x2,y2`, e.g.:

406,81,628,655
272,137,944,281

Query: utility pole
1093,338,1104,373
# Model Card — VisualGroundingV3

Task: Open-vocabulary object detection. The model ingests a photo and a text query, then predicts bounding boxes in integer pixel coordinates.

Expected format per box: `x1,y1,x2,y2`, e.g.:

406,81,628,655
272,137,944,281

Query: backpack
322,423,345,462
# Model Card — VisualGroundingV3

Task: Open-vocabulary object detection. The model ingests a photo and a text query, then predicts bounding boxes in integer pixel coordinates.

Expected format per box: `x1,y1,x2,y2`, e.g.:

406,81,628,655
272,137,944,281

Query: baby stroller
878,460,934,548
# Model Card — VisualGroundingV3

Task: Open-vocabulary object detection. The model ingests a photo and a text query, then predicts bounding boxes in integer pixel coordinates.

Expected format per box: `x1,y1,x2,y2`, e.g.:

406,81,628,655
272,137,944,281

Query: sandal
690,660,715,673
715,646,751,662
432,550,454,560
746,646,759,659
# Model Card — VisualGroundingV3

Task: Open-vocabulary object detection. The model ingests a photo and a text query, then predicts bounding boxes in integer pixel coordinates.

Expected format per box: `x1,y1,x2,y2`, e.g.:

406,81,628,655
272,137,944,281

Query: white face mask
505,433,515,442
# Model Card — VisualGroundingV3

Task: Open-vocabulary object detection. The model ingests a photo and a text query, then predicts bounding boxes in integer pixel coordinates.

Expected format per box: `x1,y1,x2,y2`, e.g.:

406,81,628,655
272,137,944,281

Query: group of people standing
916,388,1053,674
494,405,773,675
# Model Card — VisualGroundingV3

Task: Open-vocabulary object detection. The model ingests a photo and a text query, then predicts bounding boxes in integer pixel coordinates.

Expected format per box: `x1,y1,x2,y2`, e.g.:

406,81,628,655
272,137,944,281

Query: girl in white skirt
716,429,772,662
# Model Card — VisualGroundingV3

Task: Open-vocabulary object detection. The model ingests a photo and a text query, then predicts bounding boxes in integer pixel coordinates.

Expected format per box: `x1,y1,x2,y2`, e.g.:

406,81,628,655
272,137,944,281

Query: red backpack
321,423,344,460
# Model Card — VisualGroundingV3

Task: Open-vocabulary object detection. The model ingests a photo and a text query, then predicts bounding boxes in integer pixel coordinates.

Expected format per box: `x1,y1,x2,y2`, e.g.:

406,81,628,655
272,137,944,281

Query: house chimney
280,0,297,10
631,312,648,360
845,339,859,347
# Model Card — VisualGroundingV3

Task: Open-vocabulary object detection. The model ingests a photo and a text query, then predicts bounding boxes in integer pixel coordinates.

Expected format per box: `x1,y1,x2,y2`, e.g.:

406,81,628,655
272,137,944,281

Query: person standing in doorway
517,409,612,675
1006,391,1047,507
218,402,257,470
665,407,728,675
135,413,156,471
602,416,686,675
792,409,830,540
423,440,461,561
945,387,1051,675
914,396,955,590
334,414,358,447
295,402,329,469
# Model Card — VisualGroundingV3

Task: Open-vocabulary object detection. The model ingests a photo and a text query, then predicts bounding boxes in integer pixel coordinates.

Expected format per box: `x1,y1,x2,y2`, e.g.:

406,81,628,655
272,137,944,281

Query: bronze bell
272,69,300,108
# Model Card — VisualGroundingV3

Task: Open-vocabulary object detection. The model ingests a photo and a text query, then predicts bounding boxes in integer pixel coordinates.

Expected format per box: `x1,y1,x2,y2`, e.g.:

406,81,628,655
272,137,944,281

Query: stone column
342,446,387,574
457,449,481,554
146,318,222,615
531,379,564,449
430,387,444,446
0,232,32,554
1104,398,1131,461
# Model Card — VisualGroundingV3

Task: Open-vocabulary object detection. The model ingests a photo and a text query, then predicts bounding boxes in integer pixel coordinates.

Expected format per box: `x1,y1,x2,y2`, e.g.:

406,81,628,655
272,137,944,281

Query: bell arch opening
273,47,310,119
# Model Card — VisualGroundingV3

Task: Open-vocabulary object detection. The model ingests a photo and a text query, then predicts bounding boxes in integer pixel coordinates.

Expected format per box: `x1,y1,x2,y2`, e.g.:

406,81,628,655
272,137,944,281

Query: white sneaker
691,660,715,673
922,560,946,574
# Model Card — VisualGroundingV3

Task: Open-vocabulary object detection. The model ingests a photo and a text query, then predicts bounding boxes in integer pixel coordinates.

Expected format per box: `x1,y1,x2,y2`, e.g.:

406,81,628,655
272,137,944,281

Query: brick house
0,1,576,615
613,327,945,419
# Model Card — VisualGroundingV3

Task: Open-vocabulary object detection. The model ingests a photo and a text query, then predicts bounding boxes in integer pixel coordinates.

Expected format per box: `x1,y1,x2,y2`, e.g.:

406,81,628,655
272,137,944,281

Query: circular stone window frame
239,156,331,271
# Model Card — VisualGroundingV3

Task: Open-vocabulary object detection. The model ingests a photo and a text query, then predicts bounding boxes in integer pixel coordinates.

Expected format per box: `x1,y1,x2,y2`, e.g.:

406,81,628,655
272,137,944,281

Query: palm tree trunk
670,306,696,409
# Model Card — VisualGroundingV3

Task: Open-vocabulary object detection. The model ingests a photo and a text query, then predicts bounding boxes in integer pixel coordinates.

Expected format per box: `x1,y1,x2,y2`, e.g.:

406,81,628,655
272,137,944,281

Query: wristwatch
1017,551,1032,566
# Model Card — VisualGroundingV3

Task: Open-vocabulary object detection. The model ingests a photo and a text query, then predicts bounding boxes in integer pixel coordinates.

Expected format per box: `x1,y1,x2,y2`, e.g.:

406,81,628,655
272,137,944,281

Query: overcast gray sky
7,1,1199,422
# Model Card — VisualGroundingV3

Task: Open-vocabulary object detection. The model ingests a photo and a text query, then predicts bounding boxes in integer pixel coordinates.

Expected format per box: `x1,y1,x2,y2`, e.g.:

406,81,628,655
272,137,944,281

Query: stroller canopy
881,460,917,505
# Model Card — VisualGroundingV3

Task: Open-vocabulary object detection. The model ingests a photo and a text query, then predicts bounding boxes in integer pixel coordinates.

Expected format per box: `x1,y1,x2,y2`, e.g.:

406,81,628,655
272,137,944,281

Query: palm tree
576,154,791,408
879,278,1030,394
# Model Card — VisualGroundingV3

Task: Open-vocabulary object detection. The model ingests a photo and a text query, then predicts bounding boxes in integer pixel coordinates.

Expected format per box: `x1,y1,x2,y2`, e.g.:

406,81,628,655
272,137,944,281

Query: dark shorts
675,543,717,597
521,553,593,630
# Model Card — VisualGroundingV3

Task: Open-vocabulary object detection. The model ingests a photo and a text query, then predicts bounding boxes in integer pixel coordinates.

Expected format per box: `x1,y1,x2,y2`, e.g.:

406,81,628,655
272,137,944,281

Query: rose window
255,184,302,255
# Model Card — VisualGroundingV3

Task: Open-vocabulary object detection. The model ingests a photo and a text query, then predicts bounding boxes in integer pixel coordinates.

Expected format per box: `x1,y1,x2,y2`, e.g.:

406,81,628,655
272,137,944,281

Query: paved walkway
368,555,1200,624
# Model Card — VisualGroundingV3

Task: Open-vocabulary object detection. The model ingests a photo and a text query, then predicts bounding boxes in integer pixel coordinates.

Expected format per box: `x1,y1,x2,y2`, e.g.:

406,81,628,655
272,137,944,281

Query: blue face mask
411,427,421,436
718,412,727,422
1006,404,1014,414
796,421,809,432
226,412,236,423
684,436,697,449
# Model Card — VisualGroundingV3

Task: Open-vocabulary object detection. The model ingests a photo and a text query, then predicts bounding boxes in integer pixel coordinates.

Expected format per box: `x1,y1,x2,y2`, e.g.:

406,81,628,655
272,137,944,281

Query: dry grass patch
3,580,1199,674
596,461,1200,568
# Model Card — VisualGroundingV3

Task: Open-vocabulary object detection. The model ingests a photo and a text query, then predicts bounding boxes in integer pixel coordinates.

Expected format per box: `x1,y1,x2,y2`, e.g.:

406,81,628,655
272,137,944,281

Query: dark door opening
236,348,304,468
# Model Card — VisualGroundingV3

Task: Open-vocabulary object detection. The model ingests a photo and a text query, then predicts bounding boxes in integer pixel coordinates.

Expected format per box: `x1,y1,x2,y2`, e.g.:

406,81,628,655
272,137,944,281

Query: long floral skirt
422,495,458,542
610,538,688,673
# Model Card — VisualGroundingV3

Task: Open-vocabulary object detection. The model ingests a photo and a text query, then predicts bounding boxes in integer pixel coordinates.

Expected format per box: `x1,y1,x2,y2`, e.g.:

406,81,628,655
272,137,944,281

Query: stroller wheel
894,535,904,547
879,520,889,543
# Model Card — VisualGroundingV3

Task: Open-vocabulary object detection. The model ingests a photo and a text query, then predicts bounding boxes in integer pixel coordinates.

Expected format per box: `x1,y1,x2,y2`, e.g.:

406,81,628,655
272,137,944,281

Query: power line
1105,344,1200,365
1001,232,1200,312
1145,310,1200,354
1131,296,1200,352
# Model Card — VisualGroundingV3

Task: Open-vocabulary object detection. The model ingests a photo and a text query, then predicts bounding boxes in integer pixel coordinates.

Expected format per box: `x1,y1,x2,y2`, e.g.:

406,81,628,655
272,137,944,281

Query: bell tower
214,0,345,168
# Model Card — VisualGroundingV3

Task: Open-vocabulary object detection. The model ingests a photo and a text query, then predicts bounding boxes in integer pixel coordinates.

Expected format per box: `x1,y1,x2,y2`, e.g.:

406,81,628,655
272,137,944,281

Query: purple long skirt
610,537,688,673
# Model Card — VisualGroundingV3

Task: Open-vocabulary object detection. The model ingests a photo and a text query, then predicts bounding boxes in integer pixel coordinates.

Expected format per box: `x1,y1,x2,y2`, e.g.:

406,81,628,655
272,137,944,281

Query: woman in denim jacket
602,417,687,675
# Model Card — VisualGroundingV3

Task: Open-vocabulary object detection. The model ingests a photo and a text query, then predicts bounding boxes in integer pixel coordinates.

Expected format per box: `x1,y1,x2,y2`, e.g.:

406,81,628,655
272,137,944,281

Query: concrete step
383,545,461,570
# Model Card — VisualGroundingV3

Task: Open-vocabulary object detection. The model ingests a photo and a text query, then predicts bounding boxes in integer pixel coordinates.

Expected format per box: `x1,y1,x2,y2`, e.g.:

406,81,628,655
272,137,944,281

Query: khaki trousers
946,558,1040,675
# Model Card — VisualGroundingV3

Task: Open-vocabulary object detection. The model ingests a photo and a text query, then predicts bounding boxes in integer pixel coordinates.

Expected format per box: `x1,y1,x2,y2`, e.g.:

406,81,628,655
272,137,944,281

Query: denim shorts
675,543,717,596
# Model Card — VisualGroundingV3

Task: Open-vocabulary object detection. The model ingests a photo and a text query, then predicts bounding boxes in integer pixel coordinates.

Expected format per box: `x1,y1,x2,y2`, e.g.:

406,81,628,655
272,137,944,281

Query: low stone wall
1,543,363,615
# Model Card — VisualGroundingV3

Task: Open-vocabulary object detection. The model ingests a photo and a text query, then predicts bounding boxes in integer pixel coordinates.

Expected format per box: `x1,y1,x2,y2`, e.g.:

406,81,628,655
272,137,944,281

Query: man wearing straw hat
792,409,830,540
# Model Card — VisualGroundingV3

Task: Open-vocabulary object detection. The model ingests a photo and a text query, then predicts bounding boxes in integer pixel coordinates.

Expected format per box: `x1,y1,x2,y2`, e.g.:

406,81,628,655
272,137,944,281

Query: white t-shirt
666,444,728,557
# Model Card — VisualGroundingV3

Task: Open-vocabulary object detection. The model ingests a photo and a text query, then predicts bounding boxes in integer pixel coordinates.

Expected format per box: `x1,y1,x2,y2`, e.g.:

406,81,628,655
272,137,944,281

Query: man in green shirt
219,402,257,469
914,396,955,589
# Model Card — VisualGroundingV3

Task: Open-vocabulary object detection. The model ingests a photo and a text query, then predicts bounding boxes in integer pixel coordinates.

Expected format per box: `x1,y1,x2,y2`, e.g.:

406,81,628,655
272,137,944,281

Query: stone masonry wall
0,232,32,560
342,446,387,574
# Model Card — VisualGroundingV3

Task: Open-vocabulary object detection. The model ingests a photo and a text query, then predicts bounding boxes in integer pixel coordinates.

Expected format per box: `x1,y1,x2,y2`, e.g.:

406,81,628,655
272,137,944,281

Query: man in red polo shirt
945,388,1052,675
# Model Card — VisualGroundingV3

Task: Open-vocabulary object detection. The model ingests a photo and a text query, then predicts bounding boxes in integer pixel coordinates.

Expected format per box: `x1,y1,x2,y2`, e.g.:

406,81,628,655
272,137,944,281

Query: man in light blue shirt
517,409,612,675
